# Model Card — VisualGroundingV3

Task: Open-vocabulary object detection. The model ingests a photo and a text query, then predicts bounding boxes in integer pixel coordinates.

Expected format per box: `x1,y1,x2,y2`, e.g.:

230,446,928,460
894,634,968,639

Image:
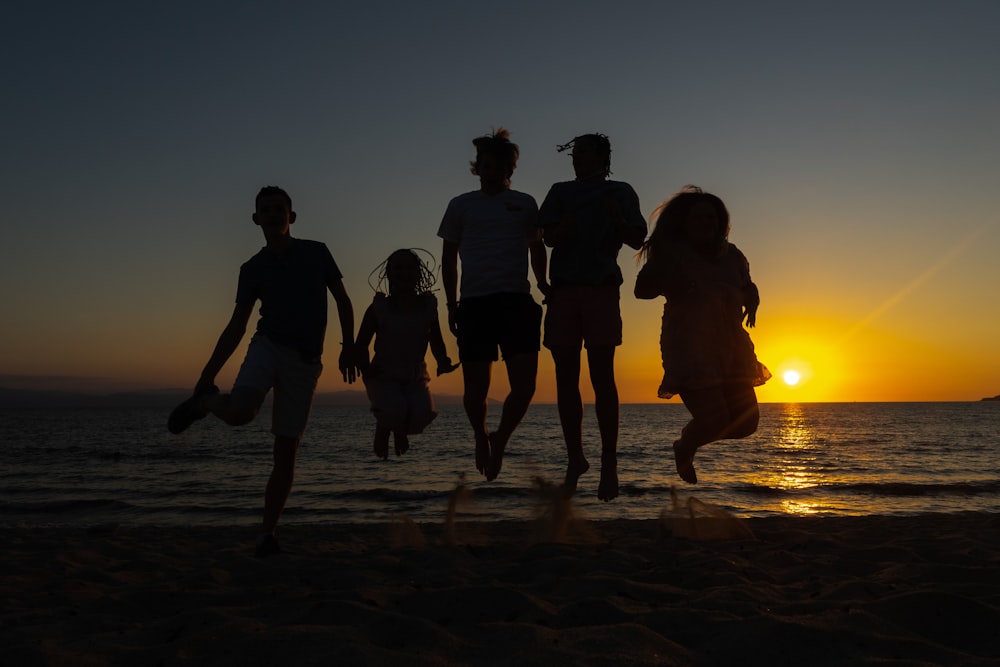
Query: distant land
0,388,471,410
984,395,1000,402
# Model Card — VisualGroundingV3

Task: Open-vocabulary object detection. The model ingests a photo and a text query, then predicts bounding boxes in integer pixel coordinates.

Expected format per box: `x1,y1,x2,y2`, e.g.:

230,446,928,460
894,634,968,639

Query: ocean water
1,402,998,528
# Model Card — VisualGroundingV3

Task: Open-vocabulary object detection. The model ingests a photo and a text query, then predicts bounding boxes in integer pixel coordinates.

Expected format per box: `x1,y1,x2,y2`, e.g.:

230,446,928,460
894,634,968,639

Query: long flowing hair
640,186,730,262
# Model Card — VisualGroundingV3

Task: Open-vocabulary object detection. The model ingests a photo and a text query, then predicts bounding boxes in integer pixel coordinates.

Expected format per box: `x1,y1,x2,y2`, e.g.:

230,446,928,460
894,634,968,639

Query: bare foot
563,456,590,495
394,432,409,456
374,426,390,460
474,433,490,475
598,451,619,501
485,431,506,481
673,439,697,484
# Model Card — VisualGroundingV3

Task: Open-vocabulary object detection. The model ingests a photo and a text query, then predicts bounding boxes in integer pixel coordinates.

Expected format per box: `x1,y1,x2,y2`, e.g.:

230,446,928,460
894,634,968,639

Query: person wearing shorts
167,186,357,557
233,333,324,439
537,133,647,502
438,128,548,481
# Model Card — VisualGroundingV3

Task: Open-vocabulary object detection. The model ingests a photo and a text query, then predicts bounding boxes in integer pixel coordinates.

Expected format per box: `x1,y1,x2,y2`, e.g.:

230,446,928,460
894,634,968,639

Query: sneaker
166,385,218,434
255,534,281,558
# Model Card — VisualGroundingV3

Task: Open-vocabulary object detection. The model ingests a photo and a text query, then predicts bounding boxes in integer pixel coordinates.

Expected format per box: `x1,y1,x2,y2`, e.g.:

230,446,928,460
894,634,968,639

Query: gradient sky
3,1,999,403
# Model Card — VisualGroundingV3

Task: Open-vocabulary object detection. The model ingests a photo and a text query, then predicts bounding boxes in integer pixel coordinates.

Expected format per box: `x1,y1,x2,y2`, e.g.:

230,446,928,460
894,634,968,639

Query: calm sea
2,403,998,528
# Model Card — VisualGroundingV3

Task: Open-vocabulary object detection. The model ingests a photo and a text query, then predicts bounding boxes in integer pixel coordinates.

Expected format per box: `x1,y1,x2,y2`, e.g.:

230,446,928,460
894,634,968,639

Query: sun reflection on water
746,404,831,515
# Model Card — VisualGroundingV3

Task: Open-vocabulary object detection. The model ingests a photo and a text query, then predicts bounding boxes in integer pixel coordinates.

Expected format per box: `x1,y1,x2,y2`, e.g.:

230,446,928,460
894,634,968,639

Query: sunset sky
3,1,998,403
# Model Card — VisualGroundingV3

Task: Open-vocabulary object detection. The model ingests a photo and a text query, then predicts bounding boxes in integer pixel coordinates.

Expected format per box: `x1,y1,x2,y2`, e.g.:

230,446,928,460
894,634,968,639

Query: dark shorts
456,293,542,363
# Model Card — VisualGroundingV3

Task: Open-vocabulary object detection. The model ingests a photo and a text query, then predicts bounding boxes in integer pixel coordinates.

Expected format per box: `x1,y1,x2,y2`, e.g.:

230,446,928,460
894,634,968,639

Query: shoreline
5,512,998,665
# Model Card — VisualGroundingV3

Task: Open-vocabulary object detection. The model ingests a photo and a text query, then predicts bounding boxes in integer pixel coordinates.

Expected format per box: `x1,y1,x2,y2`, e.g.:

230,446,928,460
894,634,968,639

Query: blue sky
3,1,999,401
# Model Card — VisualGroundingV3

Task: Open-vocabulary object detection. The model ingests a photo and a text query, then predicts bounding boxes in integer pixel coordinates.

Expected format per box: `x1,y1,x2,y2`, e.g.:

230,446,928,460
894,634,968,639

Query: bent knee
223,407,258,426
222,387,266,426
730,412,759,439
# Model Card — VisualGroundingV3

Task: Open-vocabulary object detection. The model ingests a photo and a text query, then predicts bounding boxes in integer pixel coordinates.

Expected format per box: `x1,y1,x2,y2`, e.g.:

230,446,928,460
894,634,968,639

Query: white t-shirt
437,189,539,299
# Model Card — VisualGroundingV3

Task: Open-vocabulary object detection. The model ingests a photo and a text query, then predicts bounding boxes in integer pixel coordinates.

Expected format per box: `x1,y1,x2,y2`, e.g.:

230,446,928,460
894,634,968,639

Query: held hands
537,280,551,304
743,304,758,328
436,356,460,376
338,343,358,384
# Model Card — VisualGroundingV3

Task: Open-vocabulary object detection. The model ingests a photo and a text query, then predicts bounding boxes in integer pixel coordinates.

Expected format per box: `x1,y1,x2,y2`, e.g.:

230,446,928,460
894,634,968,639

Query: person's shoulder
503,189,538,211
607,180,639,194
723,242,751,264
295,238,336,259
240,247,268,269
447,190,484,206
506,188,537,203
540,180,575,201
294,238,328,251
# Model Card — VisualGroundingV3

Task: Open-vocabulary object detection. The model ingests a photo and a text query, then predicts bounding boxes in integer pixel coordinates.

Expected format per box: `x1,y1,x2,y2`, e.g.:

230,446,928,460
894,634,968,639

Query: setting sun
783,370,801,386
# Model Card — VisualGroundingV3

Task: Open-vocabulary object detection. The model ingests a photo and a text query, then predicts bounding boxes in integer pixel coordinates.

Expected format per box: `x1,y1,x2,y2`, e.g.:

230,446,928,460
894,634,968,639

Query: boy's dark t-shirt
236,239,342,361
537,179,646,288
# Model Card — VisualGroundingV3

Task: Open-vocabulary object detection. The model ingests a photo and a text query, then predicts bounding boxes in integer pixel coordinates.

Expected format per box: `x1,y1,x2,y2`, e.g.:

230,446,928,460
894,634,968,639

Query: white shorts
235,335,323,438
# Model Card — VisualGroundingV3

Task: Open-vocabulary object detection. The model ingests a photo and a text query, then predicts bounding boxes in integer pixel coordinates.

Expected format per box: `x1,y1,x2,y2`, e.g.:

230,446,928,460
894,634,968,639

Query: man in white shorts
168,186,357,557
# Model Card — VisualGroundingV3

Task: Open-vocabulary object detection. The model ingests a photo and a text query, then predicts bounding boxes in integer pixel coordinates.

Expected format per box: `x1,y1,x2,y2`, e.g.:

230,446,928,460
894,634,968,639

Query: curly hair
556,133,612,177
368,248,438,296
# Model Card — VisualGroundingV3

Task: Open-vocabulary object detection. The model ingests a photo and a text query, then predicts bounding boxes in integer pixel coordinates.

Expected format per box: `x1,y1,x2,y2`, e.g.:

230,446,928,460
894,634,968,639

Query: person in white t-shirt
438,128,549,481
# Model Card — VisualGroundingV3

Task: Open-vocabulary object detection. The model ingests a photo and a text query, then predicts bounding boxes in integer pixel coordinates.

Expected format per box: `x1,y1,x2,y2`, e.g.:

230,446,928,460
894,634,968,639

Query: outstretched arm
328,278,357,383
441,240,460,337
197,302,254,392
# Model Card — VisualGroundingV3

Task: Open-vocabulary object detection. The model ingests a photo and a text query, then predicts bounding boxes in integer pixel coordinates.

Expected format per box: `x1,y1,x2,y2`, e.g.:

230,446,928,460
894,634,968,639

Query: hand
339,344,357,383
744,305,758,328
537,280,551,303
436,357,460,376
447,307,459,337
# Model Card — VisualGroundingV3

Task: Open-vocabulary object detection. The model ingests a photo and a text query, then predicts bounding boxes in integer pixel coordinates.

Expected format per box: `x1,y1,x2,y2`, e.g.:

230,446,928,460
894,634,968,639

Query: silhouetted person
537,133,646,501
167,186,357,557
635,186,770,483
438,128,549,480
355,249,458,460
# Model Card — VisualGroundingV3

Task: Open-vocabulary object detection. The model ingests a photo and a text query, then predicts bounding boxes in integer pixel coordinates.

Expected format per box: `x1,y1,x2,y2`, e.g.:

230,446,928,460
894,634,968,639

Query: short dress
636,242,770,399
364,292,439,433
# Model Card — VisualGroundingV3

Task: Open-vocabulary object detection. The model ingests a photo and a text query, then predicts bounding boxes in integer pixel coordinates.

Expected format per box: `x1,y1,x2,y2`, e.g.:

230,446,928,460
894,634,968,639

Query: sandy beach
4,510,999,666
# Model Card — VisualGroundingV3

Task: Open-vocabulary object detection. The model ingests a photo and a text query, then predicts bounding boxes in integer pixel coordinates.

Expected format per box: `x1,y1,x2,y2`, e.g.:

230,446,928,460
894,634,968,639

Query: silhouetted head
557,133,612,179
643,186,730,258
470,128,519,187
253,185,296,238
255,185,292,211
382,249,436,296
